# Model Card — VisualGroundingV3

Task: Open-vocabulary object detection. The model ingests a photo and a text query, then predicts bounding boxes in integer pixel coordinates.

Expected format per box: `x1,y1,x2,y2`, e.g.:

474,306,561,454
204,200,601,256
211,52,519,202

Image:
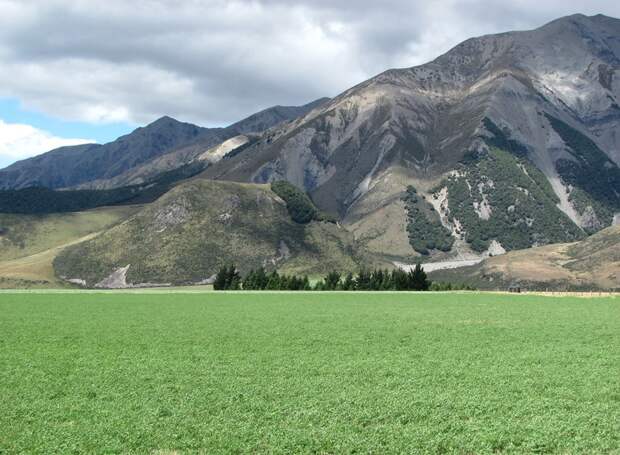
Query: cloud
0,0,619,127
0,119,93,163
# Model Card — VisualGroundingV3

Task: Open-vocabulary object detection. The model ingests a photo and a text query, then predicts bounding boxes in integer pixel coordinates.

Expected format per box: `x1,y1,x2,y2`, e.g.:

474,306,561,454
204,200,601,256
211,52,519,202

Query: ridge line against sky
1,0,620,168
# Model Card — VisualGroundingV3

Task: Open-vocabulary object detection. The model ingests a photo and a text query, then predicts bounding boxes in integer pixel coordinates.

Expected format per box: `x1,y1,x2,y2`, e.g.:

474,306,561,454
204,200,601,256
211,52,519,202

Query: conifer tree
342,272,355,290
324,271,342,290
409,263,430,291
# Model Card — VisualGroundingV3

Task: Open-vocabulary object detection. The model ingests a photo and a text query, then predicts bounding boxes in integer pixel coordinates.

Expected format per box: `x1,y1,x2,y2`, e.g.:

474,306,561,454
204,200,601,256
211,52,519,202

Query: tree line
213,264,453,291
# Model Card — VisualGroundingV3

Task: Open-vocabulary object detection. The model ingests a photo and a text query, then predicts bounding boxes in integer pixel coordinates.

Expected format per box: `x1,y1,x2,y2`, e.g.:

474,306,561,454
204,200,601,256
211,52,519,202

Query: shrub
270,181,336,224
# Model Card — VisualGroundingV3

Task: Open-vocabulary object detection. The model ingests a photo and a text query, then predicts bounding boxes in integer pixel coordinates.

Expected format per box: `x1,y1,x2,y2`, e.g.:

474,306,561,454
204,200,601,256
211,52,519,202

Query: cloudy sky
1,0,620,167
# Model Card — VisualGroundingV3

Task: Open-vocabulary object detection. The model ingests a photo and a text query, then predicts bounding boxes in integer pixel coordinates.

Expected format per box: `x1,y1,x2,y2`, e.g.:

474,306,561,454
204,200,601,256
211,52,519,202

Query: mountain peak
145,115,183,128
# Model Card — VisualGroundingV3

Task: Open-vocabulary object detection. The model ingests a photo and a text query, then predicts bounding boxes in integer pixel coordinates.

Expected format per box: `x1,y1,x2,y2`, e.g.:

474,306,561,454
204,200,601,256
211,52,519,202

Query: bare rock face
153,198,191,233
95,265,130,289
204,14,620,257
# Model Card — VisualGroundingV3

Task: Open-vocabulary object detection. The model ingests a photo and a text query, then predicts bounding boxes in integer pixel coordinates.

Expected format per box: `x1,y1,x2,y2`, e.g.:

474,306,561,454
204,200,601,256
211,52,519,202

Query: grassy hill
430,225,620,291
54,179,374,287
0,206,138,288
0,206,138,261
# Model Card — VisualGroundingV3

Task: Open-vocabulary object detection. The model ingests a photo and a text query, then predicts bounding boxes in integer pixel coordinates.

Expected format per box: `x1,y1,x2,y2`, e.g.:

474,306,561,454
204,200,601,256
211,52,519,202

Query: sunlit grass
1,292,618,453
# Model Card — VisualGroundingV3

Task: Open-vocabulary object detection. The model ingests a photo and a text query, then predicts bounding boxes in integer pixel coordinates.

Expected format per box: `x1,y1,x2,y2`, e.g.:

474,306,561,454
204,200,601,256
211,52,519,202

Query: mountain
53,179,373,287
227,98,330,135
77,98,330,190
203,14,620,262
430,224,620,291
2,14,620,289
0,98,330,191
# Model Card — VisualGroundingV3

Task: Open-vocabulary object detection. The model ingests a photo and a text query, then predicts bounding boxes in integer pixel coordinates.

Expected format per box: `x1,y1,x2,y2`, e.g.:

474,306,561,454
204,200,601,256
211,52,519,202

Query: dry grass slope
0,206,139,288
431,225,620,290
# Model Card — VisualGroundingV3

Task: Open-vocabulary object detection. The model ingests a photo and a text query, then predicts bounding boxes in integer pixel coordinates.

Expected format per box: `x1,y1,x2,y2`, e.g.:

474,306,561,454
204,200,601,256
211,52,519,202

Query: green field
1,292,618,454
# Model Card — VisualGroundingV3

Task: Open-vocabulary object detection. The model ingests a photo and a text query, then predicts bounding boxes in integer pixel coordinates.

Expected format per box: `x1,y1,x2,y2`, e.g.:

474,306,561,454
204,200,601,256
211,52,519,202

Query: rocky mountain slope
203,14,620,262
53,179,373,287
0,99,329,191
430,224,620,290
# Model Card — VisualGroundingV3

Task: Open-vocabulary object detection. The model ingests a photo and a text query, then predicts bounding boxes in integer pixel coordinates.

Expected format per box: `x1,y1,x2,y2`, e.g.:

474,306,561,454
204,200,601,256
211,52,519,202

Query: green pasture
0,292,618,453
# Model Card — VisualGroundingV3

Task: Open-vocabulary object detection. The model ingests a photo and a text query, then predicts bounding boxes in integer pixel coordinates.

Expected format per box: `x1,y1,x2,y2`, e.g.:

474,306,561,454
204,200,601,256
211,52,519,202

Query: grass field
0,292,618,454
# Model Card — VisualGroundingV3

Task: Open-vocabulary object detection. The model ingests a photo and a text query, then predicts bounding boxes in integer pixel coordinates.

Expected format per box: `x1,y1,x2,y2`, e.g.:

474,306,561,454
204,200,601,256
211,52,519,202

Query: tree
391,268,409,291
266,271,281,290
409,263,430,291
255,267,269,289
227,264,241,290
213,264,240,290
324,271,341,290
213,266,229,290
242,269,256,290
355,268,371,290
342,272,355,290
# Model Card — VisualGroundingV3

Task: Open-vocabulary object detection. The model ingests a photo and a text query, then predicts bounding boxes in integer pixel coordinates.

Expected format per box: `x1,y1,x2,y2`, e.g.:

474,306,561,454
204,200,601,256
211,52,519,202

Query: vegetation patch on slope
440,147,584,252
545,113,620,230
481,117,528,157
402,186,453,255
270,180,334,224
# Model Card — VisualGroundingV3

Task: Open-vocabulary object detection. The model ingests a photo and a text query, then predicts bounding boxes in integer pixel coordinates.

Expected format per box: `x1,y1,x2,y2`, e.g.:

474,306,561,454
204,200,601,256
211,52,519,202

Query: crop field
0,292,618,453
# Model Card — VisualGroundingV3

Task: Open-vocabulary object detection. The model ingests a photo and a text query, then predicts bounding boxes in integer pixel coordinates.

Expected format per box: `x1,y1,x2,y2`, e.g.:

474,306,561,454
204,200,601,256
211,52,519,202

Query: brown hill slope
430,225,620,290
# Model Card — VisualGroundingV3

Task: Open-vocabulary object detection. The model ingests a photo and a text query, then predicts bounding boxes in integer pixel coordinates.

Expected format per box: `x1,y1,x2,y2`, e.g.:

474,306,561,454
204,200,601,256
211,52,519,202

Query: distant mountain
0,98,330,190
0,116,215,190
203,14,620,262
228,98,330,135
76,98,330,190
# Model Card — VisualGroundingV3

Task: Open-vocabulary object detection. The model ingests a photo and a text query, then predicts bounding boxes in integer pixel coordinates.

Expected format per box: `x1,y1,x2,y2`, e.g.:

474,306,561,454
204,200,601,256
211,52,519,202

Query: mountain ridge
0,98,330,190
200,13,620,261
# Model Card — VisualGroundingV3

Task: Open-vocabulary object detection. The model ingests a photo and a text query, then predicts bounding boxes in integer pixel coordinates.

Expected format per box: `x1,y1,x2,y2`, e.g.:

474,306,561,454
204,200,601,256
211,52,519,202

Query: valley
1,14,619,291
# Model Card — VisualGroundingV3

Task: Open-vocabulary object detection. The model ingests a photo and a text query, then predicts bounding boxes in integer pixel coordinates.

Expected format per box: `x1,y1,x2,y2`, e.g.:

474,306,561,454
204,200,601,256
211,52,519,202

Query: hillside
430,225,620,290
203,14,620,263
53,179,373,287
0,206,138,288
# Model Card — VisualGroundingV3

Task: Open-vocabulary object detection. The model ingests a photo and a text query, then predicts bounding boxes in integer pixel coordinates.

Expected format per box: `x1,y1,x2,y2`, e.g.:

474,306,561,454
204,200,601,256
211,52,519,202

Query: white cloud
0,0,618,126
0,119,93,163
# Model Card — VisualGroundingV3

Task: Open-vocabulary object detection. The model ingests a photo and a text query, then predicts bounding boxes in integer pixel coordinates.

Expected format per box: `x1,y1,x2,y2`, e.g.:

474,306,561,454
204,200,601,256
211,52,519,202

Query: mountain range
0,14,619,290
